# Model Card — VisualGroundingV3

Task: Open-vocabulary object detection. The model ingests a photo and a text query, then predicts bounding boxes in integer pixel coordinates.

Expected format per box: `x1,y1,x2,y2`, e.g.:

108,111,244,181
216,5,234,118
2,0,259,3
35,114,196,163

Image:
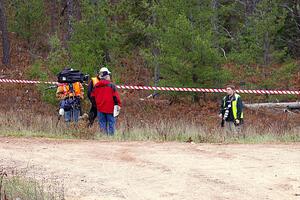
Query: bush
47,33,69,75
26,60,47,80
26,60,58,106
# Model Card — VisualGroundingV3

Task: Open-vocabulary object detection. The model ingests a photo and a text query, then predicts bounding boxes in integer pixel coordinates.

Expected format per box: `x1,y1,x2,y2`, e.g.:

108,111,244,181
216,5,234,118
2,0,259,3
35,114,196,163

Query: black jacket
220,94,243,121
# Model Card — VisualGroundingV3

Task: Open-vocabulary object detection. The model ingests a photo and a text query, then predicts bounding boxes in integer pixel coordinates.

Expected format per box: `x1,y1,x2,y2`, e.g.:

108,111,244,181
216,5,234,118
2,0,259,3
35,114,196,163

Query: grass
0,169,64,200
0,110,299,144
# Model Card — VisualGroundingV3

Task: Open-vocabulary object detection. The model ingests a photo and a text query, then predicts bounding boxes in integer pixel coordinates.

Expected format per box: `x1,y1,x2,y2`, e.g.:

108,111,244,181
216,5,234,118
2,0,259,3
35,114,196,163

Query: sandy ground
0,137,300,200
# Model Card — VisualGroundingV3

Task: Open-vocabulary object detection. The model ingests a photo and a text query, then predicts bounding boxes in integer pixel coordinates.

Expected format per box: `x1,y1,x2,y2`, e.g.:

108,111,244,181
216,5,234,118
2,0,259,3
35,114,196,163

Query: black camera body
57,68,89,83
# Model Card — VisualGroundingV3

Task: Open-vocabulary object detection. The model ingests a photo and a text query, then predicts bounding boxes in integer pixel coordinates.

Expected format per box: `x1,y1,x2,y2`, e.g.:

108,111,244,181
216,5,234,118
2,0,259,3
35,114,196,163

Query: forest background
0,0,300,140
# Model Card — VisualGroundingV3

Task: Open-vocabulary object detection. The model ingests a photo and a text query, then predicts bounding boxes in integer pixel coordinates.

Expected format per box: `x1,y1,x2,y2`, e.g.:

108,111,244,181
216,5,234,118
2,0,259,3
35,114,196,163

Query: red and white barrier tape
0,78,299,95
117,85,300,95
0,79,58,85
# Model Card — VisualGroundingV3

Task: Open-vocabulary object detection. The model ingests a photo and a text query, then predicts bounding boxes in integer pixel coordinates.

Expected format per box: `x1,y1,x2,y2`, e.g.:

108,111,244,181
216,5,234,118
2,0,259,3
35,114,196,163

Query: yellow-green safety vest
223,93,243,120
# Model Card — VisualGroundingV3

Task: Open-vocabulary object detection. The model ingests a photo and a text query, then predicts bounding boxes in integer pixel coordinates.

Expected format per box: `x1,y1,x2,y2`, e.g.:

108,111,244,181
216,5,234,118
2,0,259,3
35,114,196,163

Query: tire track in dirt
0,138,300,200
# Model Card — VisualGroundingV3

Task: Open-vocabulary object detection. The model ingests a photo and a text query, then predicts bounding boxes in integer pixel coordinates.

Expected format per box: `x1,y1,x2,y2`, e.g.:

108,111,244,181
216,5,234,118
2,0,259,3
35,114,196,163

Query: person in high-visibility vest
219,85,243,133
56,82,84,124
87,67,110,127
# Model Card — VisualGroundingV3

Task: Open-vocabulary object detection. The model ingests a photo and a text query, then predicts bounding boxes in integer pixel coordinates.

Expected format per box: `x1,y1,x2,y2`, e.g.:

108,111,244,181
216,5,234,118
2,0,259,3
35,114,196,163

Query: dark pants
88,104,97,127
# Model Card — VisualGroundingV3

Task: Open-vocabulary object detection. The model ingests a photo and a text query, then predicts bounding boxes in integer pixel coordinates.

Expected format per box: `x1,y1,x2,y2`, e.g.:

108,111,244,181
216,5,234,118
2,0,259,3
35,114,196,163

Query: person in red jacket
91,69,121,135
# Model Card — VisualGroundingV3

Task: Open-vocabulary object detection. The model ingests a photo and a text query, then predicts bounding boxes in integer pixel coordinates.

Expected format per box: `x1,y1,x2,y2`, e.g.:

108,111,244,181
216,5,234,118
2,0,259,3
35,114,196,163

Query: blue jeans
64,108,80,123
97,112,116,135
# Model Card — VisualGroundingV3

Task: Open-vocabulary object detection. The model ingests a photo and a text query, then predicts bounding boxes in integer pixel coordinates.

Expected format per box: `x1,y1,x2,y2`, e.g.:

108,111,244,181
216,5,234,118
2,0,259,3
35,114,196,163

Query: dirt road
0,137,299,200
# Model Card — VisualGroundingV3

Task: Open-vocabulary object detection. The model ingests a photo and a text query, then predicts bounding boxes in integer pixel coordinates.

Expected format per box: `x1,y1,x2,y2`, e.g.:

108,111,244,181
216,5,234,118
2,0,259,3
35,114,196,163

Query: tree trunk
246,0,262,14
151,2,160,98
192,72,199,102
291,0,300,57
0,0,10,65
263,31,270,67
66,0,73,41
211,0,218,40
244,102,300,109
50,0,57,34
153,47,160,87
244,0,261,25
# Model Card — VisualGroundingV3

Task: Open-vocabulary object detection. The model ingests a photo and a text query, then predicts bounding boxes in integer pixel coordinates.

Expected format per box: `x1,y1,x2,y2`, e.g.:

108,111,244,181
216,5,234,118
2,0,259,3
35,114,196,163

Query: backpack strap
107,83,116,92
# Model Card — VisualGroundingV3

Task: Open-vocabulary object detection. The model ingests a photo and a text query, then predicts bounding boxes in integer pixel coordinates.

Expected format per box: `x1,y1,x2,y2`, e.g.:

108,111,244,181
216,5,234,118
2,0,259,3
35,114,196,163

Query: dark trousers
88,104,97,127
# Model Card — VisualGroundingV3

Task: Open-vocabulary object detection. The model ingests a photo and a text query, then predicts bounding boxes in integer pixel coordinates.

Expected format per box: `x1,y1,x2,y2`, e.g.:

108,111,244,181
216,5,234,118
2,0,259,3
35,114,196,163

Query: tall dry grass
0,109,299,143
0,168,64,200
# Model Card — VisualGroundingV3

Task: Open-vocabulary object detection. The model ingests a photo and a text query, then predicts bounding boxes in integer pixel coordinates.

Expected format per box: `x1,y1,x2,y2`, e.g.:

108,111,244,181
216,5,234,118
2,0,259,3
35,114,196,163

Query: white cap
99,67,111,74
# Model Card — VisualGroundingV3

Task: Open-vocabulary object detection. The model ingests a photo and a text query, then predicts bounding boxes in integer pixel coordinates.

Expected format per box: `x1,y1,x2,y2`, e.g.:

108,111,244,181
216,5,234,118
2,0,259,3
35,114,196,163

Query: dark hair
226,84,235,90
102,71,109,77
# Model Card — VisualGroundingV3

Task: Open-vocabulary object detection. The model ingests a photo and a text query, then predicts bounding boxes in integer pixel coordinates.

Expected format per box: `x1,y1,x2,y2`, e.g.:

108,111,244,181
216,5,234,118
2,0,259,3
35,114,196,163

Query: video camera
57,68,89,83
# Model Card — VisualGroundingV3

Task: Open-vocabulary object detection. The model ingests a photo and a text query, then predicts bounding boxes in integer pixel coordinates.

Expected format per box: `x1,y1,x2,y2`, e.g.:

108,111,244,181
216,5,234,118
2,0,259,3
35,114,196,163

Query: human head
226,84,235,96
99,67,111,75
99,67,111,80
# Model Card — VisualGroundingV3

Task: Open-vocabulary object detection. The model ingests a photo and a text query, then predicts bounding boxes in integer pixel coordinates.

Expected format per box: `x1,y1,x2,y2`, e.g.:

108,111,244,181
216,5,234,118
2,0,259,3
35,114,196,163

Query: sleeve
236,96,243,119
113,90,122,107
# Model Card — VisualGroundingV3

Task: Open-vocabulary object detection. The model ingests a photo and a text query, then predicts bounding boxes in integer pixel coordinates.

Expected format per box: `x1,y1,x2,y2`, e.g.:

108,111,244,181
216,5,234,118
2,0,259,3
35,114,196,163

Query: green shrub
47,33,69,75
26,60,58,106
26,60,47,80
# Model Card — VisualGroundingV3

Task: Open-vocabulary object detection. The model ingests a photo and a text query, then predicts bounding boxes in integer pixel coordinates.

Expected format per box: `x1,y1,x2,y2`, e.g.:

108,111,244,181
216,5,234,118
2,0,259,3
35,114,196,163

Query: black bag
57,68,86,83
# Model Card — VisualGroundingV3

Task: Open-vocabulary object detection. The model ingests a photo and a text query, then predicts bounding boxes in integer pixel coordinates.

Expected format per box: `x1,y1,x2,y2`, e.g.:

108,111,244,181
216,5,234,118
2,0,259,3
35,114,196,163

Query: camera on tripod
57,68,89,83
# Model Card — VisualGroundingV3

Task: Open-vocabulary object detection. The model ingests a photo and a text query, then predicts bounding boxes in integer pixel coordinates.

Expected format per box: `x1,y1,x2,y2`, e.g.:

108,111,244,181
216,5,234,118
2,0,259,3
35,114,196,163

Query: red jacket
91,80,121,114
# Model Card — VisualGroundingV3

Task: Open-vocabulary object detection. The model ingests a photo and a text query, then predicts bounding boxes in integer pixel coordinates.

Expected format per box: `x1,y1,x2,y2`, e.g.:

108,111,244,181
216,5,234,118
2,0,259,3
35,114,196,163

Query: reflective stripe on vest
223,94,243,120
91,77,99,87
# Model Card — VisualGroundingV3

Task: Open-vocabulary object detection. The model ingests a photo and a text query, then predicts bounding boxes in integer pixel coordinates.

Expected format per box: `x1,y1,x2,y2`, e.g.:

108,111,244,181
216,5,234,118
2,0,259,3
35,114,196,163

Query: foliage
26,60,47,80
26,60,58,105
265,61,299,89
2,0,300,100
68,0,120,75
113,0,156,50
143,0,229,93
6,0,48,44
47,33,69,75
229,0,288,65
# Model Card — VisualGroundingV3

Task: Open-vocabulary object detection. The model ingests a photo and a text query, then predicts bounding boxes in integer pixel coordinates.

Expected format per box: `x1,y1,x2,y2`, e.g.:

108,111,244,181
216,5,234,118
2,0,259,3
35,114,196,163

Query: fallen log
244,102,300,109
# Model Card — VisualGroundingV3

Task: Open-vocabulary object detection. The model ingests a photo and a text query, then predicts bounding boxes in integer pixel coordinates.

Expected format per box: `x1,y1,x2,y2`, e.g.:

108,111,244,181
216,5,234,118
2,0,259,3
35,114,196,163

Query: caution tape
0,79,58,85
0,78,299,95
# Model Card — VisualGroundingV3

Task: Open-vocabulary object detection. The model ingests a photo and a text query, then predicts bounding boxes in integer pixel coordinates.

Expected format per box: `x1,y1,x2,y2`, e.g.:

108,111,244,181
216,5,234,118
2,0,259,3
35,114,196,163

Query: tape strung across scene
0,78,299,95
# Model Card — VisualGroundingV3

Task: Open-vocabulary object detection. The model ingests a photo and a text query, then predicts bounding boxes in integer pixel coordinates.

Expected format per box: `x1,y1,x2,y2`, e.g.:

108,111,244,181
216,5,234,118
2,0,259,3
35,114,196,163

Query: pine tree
68,0,119,74
0,0,10,65
144,0,228,97
230,0,287,65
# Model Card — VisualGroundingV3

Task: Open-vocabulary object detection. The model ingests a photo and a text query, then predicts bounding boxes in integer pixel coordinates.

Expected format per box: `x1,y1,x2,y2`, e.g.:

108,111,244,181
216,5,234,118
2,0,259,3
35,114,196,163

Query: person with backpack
219,85,243,133
91,68,121,135
56,82,84,124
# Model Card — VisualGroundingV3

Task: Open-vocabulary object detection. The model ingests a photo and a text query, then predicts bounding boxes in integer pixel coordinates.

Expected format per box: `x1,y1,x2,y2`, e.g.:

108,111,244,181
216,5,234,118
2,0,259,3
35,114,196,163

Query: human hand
235,119,240,125
218,114,223,119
